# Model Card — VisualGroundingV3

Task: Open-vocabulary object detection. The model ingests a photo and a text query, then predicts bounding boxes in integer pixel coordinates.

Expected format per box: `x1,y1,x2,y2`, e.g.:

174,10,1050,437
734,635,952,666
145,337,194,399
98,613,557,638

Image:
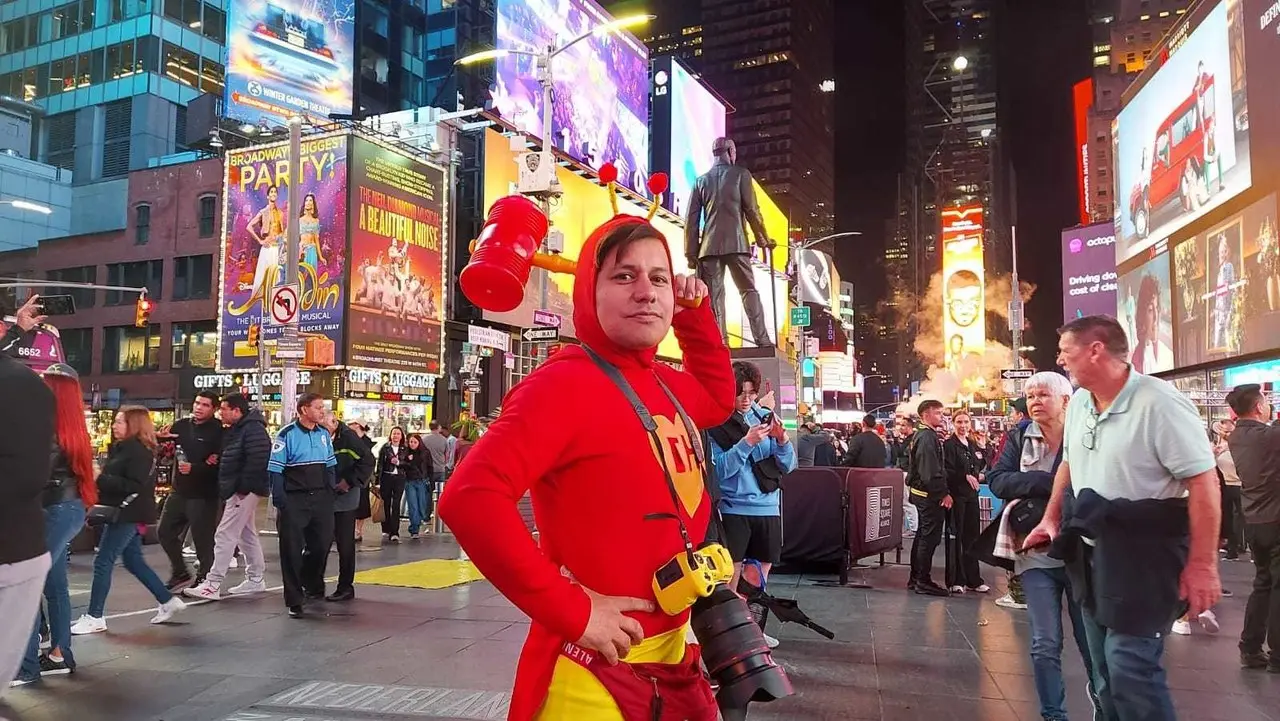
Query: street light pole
280,116,303,423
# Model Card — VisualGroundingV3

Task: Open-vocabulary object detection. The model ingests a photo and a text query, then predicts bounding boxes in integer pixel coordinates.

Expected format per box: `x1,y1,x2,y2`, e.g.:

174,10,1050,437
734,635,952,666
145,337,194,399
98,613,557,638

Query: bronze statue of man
684,137,776,348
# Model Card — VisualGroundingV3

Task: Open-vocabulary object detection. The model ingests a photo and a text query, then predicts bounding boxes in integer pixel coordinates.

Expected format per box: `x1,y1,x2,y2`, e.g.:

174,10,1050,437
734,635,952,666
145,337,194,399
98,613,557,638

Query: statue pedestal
730,346,798,417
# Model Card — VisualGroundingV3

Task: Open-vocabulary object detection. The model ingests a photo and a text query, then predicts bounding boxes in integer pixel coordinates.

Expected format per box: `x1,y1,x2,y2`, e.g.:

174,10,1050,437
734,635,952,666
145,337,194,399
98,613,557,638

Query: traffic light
134,295,154,328
247,322,260,348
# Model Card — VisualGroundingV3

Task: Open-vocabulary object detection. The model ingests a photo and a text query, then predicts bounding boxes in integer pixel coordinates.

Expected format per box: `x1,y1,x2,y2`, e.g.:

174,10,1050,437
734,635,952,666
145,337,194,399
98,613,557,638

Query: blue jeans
19,501,85,678
87,522,173,618
1081,606,1175,721
405,480,429,535
1022,567,1097,720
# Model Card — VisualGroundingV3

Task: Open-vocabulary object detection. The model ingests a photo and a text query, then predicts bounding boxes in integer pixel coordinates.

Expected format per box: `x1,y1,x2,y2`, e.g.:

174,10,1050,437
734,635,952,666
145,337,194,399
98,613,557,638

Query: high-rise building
1081,0,1192,224
605,0,835,237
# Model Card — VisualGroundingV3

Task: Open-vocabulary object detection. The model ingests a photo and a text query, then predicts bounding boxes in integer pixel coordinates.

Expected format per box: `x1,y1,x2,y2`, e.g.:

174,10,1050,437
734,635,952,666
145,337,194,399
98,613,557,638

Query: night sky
833,0,1091,372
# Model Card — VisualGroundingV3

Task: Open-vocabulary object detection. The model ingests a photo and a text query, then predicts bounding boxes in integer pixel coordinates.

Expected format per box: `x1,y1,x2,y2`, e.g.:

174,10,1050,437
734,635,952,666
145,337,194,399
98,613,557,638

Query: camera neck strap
582,346,722,557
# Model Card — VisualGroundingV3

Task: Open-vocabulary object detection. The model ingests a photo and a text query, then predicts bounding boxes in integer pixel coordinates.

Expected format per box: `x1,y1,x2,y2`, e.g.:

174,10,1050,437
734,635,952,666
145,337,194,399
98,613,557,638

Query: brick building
0,157,223,411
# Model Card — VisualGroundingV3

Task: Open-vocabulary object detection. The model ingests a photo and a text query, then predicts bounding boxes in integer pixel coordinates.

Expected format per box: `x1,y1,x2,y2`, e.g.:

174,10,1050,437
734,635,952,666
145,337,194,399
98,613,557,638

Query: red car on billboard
1128,72,1218,239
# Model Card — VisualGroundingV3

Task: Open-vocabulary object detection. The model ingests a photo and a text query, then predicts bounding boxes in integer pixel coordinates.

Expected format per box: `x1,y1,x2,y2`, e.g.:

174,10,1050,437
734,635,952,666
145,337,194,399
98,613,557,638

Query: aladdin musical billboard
941,205,986,383
1061,223,1119,323
345,137,446,374
1112,0,1251,265
491,0,650,194
223,0,356,126
218,134,348,371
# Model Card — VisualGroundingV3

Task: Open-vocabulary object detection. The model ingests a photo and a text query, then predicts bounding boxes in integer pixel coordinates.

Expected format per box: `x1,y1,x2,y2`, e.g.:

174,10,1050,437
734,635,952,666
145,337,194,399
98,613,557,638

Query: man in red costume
438,215,736,720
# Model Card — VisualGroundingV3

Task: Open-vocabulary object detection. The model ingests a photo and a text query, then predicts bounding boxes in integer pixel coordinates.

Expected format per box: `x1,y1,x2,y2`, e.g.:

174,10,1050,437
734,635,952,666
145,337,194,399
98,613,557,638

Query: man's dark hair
732,360,762,396
863,413,878,429
595,221,666,273
1227,384,1265,417
221,392,250,415
195,390,220,407
918,399,944,416
1058,314,1129,359
429,419,441,431
297,392,324,413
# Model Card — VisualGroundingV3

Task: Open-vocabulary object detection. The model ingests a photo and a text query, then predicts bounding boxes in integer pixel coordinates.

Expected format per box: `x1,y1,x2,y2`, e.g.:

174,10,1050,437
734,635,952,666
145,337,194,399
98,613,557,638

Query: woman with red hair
11,364,98,685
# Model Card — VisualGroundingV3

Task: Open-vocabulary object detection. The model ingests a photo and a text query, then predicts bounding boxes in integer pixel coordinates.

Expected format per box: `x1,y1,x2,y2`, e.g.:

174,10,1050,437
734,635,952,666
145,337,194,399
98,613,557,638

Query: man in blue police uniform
269,393,337,617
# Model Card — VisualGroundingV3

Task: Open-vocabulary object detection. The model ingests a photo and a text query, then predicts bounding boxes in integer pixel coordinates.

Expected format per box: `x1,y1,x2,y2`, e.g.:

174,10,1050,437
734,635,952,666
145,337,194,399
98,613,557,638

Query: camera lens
690,585,793,712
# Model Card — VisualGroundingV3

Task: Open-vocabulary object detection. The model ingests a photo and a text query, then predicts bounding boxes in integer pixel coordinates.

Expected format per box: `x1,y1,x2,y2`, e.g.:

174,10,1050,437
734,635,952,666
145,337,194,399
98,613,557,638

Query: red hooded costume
438,215,736,720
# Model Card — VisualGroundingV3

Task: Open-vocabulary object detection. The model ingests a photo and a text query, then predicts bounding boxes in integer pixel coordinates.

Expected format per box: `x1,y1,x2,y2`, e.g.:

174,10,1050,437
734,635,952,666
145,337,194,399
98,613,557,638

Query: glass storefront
341,368,437,441
1165,354,1280,425
340,399,432,441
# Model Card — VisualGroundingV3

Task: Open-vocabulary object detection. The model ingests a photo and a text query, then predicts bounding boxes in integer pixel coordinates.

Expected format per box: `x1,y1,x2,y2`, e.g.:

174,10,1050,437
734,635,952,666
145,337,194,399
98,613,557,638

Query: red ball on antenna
647,172,669,196
599,162,618,184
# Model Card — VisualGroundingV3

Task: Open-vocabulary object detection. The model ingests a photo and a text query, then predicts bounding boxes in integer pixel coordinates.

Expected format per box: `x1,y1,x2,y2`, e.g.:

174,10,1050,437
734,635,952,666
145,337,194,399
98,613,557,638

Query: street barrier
780,467,905,586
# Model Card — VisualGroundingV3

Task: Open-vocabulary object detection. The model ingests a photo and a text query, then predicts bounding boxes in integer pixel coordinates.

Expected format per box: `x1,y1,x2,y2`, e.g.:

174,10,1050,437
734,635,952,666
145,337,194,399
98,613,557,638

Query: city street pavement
3,529,1278,721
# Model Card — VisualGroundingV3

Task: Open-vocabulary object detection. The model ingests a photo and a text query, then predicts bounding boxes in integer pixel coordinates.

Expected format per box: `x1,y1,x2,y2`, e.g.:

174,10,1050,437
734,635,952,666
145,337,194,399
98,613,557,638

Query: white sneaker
182,545,197,558
949,585,967,594
1171,619,1192,636
183,582,222,601
227,579,267,596
1198,609,1220,634
150,597,187,624
994,594,1027,610
70,614,107,635
969,584,991,593
229,555,240,570
763,633,780,649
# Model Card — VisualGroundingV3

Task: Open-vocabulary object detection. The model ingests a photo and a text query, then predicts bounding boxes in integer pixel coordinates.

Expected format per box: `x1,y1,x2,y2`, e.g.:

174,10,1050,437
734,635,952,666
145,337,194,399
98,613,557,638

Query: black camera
690,585,793,717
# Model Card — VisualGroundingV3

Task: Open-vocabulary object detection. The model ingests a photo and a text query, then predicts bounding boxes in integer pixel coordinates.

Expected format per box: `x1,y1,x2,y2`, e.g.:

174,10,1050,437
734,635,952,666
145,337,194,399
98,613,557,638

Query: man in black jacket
184,393,270,601
322,412,376,602
1227,384,1280,672
158,392,225,589
0,298,54,698
845,414,888,469
907,400,951,597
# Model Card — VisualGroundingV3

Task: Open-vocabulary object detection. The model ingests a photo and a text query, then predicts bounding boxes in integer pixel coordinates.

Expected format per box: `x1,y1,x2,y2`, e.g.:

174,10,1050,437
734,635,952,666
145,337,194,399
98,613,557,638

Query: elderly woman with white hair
983,371,1100,721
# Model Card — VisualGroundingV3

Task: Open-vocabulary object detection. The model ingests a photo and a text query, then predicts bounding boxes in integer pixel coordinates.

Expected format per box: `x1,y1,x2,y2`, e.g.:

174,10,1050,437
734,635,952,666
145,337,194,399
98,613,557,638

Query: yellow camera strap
582,346,724,557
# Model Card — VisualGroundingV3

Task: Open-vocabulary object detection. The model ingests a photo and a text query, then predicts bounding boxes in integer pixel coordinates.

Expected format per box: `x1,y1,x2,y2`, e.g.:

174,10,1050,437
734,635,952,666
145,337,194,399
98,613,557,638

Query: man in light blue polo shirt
1026,315,1220,721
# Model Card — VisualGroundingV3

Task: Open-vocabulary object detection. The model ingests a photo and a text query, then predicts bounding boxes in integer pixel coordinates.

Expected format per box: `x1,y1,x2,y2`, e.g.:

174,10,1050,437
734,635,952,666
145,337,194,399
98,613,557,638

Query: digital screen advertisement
491,0,650,194
346,137,446,374
1061,223,1119,323
1173,193,1280,367
480,129,788,357
219,134,348,371
662,57,727,216
1117,248,1174,374
796,249,834,308
224,0,355,126
940,205,986,393
1112,0,1251,265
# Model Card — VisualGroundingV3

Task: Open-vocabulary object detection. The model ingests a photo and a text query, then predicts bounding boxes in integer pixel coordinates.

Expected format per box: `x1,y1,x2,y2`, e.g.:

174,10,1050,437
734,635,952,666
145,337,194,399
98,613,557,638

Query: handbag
1007,497,1047,535
86,493,138,527
370,487,385,524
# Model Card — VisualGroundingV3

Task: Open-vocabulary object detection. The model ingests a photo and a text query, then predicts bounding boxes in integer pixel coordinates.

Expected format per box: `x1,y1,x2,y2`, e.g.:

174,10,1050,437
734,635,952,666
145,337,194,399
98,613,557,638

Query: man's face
300,399,326,426
922,407,945,428
736,381,756,414
947,283,981,327
895,417,911,436
219,402,243,425
321,412,338,433
1057,331,1097,387
192,396,215,422
595,237,674,351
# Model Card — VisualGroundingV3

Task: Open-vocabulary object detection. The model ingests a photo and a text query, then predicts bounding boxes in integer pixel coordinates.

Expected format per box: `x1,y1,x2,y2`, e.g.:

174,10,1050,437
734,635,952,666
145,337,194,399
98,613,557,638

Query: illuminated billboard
1112,0,1251,265
1073,78,1093,226
796,249,834,308
1117,246,1174,374
491,0,650,194
941,205,985,386
650,56,729,216
1061,223,1119,323
224,0,355,126
480,129,788,357
346,137,447,374
1173,193,1279,367
219,134,348,371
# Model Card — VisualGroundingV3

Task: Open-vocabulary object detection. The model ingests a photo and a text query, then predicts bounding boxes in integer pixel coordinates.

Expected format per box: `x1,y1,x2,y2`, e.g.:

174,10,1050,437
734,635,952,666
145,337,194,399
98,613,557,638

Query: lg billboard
1061,223,1119,323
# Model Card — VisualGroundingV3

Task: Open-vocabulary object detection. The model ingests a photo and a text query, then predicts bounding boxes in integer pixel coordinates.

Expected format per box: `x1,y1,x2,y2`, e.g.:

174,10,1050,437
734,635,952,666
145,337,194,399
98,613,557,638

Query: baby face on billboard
946,270,983,327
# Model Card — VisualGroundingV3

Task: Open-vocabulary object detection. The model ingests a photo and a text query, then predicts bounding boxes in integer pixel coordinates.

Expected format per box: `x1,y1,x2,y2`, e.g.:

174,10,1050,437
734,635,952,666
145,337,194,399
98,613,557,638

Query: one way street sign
522,327,560,343
1001,368,1034,381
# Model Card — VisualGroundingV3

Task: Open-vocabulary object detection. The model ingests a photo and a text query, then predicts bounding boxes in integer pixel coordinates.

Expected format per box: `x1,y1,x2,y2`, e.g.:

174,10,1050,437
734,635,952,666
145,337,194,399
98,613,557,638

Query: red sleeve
665,302,736,428
436,363,592,642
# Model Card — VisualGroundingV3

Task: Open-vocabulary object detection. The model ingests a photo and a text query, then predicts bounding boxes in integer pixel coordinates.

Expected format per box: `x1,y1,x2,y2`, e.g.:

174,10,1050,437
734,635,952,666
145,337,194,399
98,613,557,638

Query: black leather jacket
44,439,82,507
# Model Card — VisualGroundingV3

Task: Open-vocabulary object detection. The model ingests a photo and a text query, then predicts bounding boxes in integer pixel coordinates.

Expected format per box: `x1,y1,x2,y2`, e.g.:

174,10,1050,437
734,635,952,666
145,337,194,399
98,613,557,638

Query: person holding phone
707,361,797,649
157,392,224,591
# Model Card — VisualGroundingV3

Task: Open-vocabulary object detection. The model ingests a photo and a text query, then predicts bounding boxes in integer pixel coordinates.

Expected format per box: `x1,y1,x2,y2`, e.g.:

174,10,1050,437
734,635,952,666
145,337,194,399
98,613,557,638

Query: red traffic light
135,296,155,327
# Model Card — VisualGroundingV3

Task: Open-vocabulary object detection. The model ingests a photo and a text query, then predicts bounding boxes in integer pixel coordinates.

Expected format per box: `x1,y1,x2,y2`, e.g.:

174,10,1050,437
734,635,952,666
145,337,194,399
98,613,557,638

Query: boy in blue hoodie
708,361,797,631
